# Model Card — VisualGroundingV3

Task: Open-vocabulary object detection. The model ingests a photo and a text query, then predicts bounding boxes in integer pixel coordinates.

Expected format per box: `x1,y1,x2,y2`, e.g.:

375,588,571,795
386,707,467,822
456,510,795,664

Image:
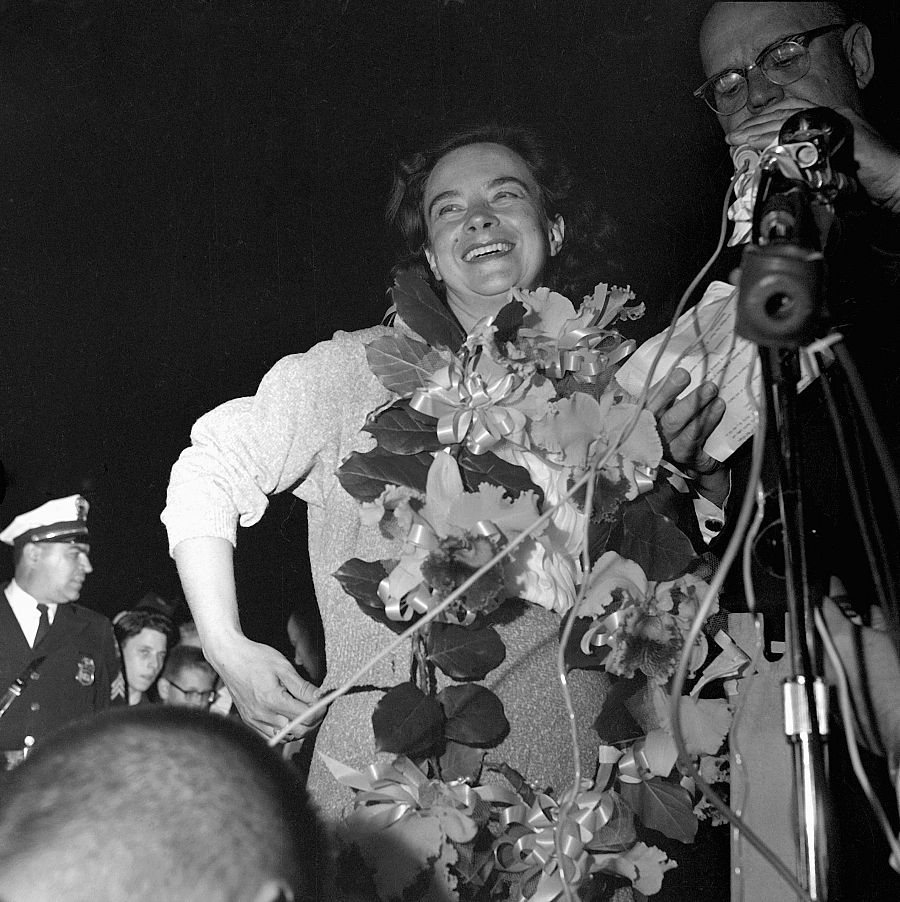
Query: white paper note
615,281,818,462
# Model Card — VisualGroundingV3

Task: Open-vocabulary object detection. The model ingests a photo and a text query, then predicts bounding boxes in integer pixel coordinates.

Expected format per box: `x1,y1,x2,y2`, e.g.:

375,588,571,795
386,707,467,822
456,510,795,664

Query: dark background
1,0,898,655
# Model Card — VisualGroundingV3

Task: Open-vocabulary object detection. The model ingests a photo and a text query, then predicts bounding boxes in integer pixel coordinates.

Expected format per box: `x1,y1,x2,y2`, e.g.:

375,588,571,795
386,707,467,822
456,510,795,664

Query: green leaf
618,490,697,581
372,683,446,759
592,673,646,746
592,791,637,851
391,272,466,351
458,449,544,506
492,299,525,349
620,776,698,844
336,447,433,502
426,623,506,680
331,558,409,635
559,613,610,672
333,558,389,607
365,333,448,398
438,684,509,748
362,401,443,455
437,741,485,783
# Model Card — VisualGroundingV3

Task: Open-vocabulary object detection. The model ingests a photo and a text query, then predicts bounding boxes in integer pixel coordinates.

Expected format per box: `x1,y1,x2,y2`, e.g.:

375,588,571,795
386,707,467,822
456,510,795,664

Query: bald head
0,707,327,902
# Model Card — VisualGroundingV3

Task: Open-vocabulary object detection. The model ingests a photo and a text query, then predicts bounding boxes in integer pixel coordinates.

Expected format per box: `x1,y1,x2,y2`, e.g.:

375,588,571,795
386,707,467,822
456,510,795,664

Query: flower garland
328,273,742,901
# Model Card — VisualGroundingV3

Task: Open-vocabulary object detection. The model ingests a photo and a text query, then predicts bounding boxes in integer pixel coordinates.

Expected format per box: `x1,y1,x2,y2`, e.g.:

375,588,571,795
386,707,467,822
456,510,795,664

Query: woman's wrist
694,469,730,508
195,623,246,669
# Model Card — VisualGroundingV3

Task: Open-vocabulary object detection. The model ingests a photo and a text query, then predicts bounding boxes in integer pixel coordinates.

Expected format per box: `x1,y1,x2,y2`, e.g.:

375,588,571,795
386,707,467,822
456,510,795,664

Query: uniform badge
75,656,95,686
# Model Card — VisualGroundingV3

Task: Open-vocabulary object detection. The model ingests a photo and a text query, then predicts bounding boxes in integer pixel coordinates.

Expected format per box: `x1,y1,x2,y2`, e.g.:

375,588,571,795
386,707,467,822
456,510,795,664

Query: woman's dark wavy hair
385,122,616,302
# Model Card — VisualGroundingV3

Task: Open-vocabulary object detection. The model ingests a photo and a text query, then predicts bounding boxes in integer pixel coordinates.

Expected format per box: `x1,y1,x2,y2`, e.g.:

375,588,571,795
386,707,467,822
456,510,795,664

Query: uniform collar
5,579,58,620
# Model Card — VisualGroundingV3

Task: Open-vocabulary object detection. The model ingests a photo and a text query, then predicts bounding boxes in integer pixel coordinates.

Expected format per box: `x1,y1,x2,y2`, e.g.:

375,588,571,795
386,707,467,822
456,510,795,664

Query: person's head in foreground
157,643,219,709
697,2,873,144
386,122,609,332
0,706,326,902
113,607,177,705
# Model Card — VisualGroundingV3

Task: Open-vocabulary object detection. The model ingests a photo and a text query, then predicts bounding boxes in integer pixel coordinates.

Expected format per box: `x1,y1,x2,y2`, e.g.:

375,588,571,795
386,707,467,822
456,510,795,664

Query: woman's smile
461,240,515,263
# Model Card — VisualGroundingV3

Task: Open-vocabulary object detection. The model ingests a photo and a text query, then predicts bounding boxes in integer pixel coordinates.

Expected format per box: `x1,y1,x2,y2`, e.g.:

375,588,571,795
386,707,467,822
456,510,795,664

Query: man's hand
821,596,900,761
647,367,730,506
205,634,326,742
726,104,900,214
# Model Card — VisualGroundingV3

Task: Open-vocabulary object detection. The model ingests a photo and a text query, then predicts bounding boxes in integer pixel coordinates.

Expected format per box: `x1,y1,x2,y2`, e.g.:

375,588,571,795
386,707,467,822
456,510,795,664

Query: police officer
0,494,124,768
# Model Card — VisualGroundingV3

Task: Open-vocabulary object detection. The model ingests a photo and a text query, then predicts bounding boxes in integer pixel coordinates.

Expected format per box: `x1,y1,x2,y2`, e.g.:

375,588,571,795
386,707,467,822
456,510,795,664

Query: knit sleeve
161,330,385,554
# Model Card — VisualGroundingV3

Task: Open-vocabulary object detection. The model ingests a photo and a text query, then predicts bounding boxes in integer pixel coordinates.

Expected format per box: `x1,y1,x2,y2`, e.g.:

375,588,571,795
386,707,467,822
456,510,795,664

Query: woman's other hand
648,366,729,507
207,634,326,741
172,536,326,742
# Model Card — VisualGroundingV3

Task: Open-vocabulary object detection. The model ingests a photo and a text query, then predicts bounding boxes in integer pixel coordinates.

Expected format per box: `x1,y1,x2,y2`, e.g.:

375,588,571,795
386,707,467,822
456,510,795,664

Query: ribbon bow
492,787,616,901
544,324,636,385
409,360,524,455
320,753,484,839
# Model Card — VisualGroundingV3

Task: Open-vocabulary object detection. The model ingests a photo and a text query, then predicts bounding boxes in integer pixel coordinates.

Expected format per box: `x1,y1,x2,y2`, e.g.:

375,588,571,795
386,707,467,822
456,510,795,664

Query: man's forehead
700,2,823,72
40,540,90,553
175,668,216,689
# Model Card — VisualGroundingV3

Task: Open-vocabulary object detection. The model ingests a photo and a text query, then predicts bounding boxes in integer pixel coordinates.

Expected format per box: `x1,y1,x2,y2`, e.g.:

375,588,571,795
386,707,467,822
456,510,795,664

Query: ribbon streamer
580,606,631,657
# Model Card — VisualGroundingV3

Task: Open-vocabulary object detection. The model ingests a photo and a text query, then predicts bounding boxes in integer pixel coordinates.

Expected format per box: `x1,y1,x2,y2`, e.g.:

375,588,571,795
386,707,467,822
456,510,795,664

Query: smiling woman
419,142,565,329
161,121,726,900
162,123,617,804
387,123,613,318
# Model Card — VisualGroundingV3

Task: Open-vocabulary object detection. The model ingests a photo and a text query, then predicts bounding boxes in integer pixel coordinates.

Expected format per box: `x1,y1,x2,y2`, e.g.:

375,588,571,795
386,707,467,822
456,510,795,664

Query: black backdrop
1,0,897,656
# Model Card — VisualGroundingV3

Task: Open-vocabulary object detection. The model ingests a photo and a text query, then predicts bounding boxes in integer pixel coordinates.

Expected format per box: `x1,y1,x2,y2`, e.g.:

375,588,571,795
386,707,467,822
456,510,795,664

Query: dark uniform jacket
0,583,124,755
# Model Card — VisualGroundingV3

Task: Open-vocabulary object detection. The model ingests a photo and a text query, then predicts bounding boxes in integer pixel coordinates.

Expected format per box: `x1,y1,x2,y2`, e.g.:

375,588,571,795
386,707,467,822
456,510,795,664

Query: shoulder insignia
110,671,126,701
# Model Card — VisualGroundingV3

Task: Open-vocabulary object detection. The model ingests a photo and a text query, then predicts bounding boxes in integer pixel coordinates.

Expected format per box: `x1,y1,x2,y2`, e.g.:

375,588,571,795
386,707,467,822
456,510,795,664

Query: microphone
0,657,45,720
778,107,856,198
731,143,760,173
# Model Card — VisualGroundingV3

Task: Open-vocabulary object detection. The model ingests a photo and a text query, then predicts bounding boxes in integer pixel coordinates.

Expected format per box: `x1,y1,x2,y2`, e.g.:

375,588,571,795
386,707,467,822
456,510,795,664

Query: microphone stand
736,142,839,900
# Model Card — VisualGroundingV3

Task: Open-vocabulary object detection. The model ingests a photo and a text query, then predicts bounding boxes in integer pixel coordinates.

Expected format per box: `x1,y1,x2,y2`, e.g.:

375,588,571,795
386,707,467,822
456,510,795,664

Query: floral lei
326,273,743,901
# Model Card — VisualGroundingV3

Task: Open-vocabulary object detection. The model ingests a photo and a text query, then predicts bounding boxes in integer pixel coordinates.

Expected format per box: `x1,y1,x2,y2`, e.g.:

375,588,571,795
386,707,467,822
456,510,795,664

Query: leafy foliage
426,622,506,680
620,777,699,844
390,271,466,351
457,448,544,506
365,333,449,398
372,683,445,758
332,558,409,634
336,446,432,502
363,400,445,455
438,683,509,747
617,483,698,581
438,741,486,783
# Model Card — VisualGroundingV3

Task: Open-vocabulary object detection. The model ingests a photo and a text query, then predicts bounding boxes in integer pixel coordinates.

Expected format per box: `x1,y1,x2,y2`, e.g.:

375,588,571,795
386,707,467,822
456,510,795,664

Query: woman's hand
172,537,326,742
206,633,326,741
648,367,729,507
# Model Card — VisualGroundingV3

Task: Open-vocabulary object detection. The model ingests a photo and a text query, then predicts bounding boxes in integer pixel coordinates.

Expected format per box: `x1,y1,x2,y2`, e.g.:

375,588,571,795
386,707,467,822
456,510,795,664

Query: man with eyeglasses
694,5,900,901
698,2,900,213
157,644,220,710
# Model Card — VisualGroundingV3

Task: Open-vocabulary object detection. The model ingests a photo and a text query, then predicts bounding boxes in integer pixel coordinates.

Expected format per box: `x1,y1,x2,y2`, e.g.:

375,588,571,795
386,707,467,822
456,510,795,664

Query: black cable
832,341,900,657
816,347,893,613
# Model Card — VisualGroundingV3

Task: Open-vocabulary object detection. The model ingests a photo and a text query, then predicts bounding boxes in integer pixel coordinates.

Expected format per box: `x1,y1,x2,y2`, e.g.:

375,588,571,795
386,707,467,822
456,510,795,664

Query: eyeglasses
166,679,216,705
693,24,846,115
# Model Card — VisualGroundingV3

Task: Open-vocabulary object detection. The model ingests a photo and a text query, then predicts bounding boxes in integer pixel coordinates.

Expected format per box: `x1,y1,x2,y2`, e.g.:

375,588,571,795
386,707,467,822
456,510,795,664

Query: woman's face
122,627,168,695
423,142,564,327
